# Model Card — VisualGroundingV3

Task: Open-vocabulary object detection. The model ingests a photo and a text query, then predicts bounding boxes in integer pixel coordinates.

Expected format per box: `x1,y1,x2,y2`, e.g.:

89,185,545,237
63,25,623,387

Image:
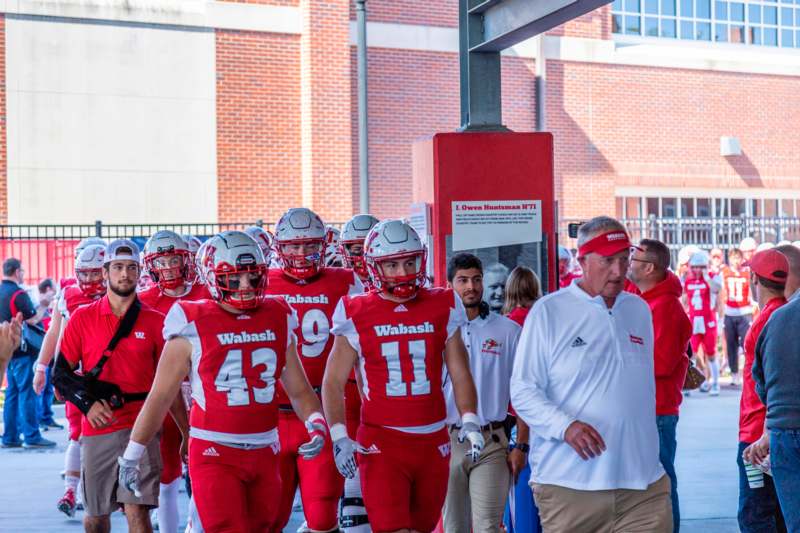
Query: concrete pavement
1,387,743,532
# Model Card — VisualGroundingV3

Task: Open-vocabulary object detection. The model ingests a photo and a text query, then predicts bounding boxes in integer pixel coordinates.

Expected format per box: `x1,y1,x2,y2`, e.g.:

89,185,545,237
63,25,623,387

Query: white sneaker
710,384,720,396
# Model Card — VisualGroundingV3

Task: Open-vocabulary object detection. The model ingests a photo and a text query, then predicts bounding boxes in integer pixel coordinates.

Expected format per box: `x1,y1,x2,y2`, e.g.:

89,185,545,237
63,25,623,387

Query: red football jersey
59,285,99,319
721,266,752,313
684,274,716,328
163,298,296,446
138,282,211,317
266,267,362,400
332,287,466,430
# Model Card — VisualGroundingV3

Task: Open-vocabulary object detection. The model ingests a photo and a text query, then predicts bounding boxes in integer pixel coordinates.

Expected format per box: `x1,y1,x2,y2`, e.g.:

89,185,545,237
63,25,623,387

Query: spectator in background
749,250,800,533
502,265,542,533
511,217,671,532
737,249,788,533
719,249,752,387
34,278,61,431
628,238,692,533
1,258,55,448
482,262,509,314
775,244,800,300
558,246,580,289
709,247,725,276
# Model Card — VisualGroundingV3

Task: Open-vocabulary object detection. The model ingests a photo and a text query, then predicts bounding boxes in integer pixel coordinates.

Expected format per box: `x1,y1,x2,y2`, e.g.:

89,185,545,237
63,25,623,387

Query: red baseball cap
578,231,635,258
749,249,788,283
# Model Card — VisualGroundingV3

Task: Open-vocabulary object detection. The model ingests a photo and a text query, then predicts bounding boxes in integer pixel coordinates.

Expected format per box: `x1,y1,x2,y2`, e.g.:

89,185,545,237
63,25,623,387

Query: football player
118,231,327,532
322,219,484,533
719,249,753,387
337,213,379,532
138,230,211,533
684,251,723,395
267,208,363,533
181,234,203,285
33,243,107,517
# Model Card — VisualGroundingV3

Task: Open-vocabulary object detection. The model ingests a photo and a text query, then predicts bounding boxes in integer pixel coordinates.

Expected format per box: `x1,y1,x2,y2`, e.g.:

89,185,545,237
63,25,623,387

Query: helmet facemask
76,268,106,298
367,250,426,299
145,250,192,291
277,239,325,280
341,240,368,279
209,263,268,310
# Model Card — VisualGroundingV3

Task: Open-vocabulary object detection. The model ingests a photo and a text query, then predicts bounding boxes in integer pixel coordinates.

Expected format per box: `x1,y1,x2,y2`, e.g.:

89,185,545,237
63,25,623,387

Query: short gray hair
577,216,628,248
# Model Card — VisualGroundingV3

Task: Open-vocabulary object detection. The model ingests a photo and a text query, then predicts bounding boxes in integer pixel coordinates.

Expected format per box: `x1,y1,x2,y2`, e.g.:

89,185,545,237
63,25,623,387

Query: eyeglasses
630,258,655,265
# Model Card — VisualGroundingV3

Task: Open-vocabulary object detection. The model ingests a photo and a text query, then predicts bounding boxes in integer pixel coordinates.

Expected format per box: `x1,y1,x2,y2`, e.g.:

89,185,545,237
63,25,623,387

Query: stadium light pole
356,0,369,213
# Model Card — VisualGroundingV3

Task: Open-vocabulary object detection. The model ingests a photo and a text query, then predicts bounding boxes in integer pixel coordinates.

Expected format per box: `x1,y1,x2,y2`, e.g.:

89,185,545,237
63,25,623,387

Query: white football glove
457,415,485,463
299,415,327,460
117,456,142,498
333,436,360,479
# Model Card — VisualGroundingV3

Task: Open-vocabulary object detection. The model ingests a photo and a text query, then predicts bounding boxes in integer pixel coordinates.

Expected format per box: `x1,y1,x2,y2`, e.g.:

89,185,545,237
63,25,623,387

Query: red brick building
2,0,800,247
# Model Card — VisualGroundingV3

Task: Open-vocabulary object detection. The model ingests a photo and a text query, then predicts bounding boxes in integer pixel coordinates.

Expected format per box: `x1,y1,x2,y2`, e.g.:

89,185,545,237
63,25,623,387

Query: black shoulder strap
86,299,141,380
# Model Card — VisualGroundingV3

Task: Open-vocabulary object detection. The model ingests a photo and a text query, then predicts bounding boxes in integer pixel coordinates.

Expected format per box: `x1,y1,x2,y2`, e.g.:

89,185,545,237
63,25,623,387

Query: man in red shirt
138,229,210,533
628,238,692,533
267,207,363,532
736,249,788,532
55,239,167,533
118,231,327,532
323,219,483,533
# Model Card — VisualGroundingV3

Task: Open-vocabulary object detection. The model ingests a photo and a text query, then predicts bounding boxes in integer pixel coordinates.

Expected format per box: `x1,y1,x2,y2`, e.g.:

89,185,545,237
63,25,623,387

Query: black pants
724,314,751,374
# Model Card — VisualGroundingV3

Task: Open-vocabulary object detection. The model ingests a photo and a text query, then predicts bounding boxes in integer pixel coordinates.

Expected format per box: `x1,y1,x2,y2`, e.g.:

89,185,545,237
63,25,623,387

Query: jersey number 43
214,348,278,407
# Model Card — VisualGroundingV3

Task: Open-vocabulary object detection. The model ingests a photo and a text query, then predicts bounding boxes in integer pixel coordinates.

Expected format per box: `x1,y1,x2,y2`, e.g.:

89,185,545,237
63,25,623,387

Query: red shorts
273,411,343,532
691,330,717,357
66,402,82,442
159,415,183,484
345,380,362,438
356,424,450,533
189,437,281,533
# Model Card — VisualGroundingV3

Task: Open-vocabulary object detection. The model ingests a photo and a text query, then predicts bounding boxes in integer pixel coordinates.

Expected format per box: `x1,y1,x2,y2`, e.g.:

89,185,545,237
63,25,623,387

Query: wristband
306,411,325,425
330,423,348,442
514,443,530,454
461,412,480,428
306,412,327,434
35,363,48,373
122,441,146,462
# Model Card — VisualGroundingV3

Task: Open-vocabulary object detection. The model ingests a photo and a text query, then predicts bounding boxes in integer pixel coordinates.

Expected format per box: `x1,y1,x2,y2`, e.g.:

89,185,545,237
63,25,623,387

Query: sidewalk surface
1,387,742,532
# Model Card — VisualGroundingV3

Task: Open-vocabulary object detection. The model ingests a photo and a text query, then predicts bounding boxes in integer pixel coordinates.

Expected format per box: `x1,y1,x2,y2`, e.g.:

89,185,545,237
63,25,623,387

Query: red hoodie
640,272,693,416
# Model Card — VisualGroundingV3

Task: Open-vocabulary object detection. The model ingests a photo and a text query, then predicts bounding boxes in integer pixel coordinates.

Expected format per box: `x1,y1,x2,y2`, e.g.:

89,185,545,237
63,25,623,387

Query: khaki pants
442,426,510,533
533,474,673,533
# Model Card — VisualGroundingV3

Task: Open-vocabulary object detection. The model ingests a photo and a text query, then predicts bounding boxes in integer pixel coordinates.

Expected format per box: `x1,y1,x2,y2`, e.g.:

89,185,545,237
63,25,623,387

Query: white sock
64,440,81,491
158,478,181,533
186,496,204,533
710,359,720,385
340,471,370,532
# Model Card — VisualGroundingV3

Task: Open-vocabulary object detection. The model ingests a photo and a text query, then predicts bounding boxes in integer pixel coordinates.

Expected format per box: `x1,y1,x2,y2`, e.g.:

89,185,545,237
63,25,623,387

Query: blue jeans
2,356,43,445
737,441,786,533
657,415,680,533
771,429,800,533
36,366,55,426
502,462,541,533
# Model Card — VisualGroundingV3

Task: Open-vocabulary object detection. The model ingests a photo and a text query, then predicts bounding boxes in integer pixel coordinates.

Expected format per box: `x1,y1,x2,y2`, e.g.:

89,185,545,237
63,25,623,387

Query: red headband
578,231,632,258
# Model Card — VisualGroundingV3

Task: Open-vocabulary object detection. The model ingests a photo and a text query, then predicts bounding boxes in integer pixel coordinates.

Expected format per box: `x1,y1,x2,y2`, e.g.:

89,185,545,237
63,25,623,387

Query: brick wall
216,30,302,224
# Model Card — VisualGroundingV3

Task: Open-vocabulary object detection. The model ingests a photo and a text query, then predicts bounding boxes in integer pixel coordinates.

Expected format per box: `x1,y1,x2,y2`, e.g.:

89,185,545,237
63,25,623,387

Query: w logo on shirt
438,443,451,457
134,331,145,340
571,337,587,348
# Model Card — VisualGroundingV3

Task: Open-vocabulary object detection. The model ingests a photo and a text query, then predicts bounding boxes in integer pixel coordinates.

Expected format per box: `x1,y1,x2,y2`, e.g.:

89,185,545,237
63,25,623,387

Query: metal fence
560,215,800,260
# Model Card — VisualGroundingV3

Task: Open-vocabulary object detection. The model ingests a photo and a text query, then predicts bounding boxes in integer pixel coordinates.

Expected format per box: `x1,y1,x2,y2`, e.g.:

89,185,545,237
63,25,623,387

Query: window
612,0,800,47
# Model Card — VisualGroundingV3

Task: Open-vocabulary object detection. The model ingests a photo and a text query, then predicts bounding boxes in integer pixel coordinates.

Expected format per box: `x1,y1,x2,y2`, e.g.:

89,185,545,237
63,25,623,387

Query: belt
449,421,505,433
215,441,273,451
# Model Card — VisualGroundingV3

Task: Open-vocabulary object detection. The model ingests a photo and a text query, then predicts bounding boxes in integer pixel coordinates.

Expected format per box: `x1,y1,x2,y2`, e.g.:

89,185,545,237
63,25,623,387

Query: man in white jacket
510,216,671,533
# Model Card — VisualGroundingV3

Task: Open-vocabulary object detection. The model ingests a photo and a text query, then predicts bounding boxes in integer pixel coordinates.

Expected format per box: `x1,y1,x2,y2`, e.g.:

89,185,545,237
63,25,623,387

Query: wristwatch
513,442,530,454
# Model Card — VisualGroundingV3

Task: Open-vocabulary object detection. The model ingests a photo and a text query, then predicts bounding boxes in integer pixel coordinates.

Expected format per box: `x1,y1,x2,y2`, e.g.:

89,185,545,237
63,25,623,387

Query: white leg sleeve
158,478,181,533
710,358,720,385
340,471,370,533
64,439,81,490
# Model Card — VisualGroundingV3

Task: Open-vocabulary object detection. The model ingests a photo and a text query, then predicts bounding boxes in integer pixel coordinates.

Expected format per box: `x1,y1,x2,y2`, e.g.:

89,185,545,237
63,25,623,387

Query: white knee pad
340,472,370,532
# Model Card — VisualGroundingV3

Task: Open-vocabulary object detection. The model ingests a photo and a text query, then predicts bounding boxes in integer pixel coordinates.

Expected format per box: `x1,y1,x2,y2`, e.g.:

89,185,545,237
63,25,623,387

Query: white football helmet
340,214,379,279
274,208,326,279
364,219,426,298
677,245,702,267
143,230,192,291
756,242,775,252
689,251,709,268
324,225,342,267
74,244,107,298
244,226,274,263
202,231,268,310
181,234,203,284
739,237,758,253
75,236,107,260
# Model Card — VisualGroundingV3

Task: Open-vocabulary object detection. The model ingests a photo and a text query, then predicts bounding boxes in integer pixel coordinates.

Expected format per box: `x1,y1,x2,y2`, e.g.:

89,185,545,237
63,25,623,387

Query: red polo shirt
739,296,786,443
61,295,166,436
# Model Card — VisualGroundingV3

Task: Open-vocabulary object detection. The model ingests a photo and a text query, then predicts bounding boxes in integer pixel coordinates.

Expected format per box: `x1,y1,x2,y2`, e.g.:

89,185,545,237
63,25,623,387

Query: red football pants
357,424,450,533
66,402,82,442
345,380,362,438
691,330,717,357
160,415,183,484
189,437,281,533
273,411,343,532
